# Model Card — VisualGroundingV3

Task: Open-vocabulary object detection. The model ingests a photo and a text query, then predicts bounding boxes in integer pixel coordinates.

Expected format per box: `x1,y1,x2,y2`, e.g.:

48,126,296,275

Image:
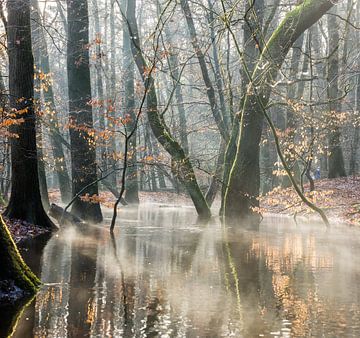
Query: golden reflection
9,208,360,337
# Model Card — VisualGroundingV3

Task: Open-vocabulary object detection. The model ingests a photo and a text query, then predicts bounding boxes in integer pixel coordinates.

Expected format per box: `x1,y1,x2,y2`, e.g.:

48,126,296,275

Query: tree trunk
31,0,72,203
4,0,55,229
122,0,139,204
66,0,103,223
224,0,335,220
327,9,346,179
220,0,264,216
349,0,360,175
205,141,226,207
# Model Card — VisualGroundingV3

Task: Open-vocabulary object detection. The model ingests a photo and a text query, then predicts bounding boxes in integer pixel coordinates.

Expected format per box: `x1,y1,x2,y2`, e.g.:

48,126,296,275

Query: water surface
8,205,360,337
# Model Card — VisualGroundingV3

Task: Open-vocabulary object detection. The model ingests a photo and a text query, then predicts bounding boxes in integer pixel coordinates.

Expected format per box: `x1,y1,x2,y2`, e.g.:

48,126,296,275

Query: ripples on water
6,205,360,337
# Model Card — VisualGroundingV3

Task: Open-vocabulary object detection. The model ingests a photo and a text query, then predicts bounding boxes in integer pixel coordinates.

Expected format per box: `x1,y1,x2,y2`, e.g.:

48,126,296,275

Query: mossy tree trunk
66,0,103,223
220,0,264,215
4,0,55,229
126,0,211,218
0,216,40,296
224,0,336,219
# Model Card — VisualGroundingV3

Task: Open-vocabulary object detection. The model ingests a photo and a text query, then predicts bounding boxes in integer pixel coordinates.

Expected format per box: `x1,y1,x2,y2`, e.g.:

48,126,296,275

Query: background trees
0,0,356,226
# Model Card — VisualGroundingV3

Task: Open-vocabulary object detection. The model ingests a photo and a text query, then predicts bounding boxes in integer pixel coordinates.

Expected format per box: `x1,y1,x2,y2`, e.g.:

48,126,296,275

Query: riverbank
3,216,51,245
4,176,358,244
260,177,360,226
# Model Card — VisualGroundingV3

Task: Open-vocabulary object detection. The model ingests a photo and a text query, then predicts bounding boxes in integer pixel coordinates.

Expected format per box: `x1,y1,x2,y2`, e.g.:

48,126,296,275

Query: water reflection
9,207,360,337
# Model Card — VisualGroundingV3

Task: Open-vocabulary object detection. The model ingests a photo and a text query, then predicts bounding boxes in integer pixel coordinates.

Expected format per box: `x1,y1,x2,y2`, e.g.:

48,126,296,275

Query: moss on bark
0,216,40,296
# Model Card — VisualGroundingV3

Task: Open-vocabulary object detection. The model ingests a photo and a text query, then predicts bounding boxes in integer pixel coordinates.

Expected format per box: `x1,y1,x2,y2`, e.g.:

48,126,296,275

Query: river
4,205,360,337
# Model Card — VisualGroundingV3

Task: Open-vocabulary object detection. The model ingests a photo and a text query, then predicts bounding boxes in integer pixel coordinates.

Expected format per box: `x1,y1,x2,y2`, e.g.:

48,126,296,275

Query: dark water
5,205,360,337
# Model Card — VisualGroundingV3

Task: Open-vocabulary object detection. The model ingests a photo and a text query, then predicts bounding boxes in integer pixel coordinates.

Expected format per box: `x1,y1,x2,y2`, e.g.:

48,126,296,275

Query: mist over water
9,206,360,337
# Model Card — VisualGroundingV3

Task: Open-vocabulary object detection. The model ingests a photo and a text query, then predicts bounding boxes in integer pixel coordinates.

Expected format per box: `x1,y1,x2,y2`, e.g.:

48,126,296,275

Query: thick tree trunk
224,0,335,220
126,0,211,218
4,0,55,229
66,0,103,223
220,0,264,216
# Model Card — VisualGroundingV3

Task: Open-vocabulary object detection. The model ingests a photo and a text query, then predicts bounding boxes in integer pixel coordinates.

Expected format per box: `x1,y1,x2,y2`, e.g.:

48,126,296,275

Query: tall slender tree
67,0,103,222
327,7,346,178
31,0,72,203
122,0,139,204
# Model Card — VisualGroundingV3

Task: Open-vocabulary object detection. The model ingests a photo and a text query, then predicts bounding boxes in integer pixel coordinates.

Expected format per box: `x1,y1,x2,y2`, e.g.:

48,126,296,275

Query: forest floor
260,176,360,226
2,215,51,245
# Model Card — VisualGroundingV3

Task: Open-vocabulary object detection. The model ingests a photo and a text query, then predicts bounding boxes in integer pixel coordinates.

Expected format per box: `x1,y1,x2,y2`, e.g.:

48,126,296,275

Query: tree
4,0,55,229
224,0,336,220
125,0,211,218
220,0,265,215
31,0,72,203
180,0,229,142
327,7,347,178
66,0,103,223
122,0,139,204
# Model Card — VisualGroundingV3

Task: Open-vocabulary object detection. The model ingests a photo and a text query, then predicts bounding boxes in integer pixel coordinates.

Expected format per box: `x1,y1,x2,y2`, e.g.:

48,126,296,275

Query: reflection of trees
10,210,360,337
221,226,276,337
67,229,98,337
34,230,73,336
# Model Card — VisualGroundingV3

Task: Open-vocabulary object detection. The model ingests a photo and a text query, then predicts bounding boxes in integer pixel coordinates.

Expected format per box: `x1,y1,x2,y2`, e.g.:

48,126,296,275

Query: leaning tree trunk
126,0,211,218
66,0,103,222
224,0,336,220
4,0,55,229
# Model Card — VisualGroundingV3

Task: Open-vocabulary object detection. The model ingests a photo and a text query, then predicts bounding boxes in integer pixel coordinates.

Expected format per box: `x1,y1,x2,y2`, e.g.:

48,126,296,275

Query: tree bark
122,0,139,204
327,7,346,178
66,0,103,222
220,0,264,215
4,0,55,229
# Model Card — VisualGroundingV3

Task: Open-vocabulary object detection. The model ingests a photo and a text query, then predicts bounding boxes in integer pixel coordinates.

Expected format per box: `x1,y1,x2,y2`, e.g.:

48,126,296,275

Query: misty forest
1,0,360,336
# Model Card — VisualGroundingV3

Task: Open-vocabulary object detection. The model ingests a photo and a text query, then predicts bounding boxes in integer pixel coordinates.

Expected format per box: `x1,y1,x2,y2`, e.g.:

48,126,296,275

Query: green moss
0,215,40,295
